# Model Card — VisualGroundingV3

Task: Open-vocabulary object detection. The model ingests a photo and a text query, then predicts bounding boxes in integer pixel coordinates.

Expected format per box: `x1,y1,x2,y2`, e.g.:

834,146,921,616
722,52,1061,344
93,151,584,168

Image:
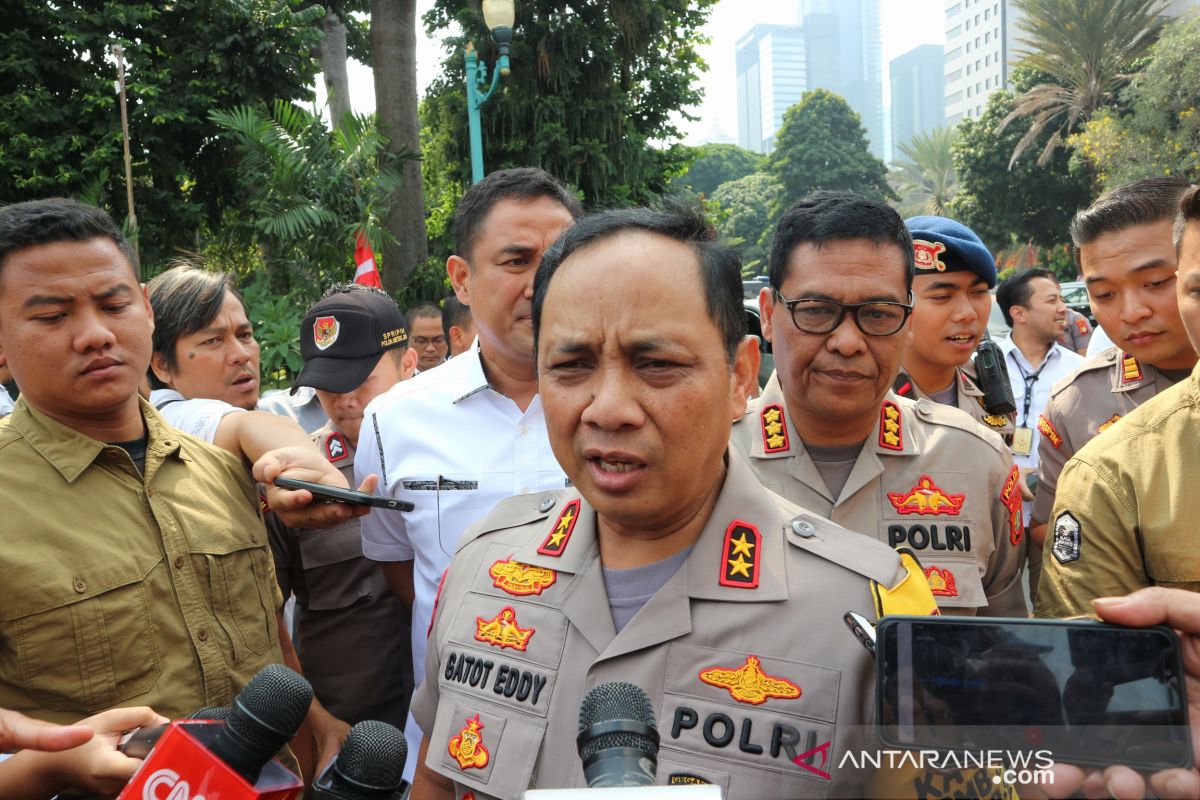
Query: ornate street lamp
465,0,515,183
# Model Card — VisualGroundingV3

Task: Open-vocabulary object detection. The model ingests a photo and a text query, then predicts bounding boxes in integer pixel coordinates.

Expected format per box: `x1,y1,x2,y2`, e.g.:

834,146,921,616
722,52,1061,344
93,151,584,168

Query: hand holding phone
273,476,414,512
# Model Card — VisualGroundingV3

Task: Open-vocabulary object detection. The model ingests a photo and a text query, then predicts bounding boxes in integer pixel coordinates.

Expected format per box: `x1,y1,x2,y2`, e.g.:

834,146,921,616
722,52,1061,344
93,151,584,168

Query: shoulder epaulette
784,510,907,588
905,396,1009,456
456,488,572,553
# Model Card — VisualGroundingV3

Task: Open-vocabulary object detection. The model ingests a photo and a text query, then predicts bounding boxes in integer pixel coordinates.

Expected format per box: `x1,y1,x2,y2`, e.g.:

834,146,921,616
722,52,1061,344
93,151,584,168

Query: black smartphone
273,476,415,512
876,616,1192,772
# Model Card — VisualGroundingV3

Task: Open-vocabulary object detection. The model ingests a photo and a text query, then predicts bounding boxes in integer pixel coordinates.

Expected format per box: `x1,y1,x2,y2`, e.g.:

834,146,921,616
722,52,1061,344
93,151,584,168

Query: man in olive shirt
0,199,354,776
1037,185,1200,617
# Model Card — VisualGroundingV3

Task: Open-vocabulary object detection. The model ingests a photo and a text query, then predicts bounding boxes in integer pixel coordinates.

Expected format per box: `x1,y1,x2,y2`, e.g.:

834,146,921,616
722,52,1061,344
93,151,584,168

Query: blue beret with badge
904,216,998,289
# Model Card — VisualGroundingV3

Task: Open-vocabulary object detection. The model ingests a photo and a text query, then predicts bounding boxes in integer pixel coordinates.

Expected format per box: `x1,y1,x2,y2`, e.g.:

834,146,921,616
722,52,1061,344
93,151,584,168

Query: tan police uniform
894,360,1016,444
1031,346,1186,528
410,450,940,799
1059,309,1094,353
265,423,412,727
731,375,1027,617
0,397,285,724
1036,364,1200,619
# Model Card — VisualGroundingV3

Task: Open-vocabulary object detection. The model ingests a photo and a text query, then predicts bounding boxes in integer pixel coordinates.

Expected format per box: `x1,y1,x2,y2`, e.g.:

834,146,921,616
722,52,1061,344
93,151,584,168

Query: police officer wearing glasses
732,192,1028,617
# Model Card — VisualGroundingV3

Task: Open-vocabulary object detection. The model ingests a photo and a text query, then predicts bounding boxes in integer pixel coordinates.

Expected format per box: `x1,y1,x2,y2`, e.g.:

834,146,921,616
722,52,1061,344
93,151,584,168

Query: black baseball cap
293,289,409,393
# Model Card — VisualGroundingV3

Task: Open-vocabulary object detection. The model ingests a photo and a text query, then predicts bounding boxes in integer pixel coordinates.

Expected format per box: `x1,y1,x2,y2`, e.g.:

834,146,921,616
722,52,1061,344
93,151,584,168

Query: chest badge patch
887,475,965,515
325,431,349,462
489,558,557,597
1000,465,1024,545
913,239,948,272
760,403,790,453
1097,413,1122,434
475,606,534,651
538,498,580,556
448,715,490,770
924,566,959,597
982,412,1010,429
719,521,761,589
1052,511,1081,564
1120,352,1144,384
699,654,801,705
313,315,340,350
1037,415,1062,448
879,401,903,450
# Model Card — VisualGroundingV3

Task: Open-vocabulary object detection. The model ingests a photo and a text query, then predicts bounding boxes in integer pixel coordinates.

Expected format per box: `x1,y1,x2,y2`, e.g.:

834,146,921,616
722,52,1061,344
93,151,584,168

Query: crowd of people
1,167,1199,799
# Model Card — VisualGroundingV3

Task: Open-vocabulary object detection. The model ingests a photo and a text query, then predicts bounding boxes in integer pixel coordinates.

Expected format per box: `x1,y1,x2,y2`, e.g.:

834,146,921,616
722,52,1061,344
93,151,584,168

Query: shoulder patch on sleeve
871,549,939,618
1037,414,1062,448
323,431,349,463
1051,512,1081,564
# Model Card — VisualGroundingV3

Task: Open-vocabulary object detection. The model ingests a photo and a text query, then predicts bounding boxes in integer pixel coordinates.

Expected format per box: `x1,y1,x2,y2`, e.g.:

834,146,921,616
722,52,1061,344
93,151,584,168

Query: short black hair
452,167,583,261
442,294,471,341
533,204,745,363
995,267,1057,328
1174,184,1200,248
146,263,245,389
0,198,136,280
406,301,442,322
1070,178,1190,267
768,191,914,293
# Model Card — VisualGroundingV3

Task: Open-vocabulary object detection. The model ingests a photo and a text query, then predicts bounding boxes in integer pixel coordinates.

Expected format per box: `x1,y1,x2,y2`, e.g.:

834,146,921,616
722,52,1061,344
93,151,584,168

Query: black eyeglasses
772,289,913,337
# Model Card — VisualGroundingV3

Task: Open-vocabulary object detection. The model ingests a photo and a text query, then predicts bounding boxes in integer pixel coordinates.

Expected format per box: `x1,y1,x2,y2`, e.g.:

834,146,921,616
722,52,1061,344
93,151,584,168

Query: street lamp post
465,0,515,184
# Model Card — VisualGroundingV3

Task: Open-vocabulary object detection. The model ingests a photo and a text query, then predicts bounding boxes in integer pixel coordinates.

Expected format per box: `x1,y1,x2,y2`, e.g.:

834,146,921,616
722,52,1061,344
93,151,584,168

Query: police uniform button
72,578,87,593
173,556,185,569
791,519,816,538
915,399,933,417
538,497,556,513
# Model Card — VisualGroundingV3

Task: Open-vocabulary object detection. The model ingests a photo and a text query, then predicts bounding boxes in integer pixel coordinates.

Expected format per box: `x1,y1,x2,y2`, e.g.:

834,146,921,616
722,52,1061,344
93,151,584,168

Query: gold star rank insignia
489,558,557,596
719,521,760,589
448,715,490,770
475,606,535,651
879,400,903,450
699,655,801,705
760,403,790,453
538,498,580,556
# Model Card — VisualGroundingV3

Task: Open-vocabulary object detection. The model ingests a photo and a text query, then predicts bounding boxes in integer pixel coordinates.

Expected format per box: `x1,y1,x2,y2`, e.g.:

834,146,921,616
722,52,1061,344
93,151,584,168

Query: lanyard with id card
1011,354,1047,457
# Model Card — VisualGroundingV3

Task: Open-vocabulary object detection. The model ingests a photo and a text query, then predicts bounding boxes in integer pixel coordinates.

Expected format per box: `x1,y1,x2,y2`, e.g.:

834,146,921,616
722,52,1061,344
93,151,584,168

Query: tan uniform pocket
427,695,546,799
297,523,380,611
191,538,276,661
1144,547,1200,593
914,552,989,610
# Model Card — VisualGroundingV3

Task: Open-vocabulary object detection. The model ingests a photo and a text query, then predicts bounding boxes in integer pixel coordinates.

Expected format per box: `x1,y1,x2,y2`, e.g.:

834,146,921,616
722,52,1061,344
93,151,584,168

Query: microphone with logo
118,663,312,799
312,719,408,799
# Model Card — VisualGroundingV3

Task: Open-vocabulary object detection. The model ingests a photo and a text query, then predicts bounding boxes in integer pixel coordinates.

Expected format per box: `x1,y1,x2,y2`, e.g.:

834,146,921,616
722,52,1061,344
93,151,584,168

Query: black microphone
209,663,314,783
313,720,408,799
576,682,660,787
117,705,232,758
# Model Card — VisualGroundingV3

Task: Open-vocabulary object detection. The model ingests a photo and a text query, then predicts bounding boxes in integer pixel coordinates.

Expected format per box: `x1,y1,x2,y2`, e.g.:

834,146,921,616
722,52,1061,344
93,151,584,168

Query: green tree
766,89,893,204
673,143,764,198
1002,0,1166,165
890,126,958,217
1071,14,1200,189
710,172,784,274
948,71,1092,253
420,0,717,225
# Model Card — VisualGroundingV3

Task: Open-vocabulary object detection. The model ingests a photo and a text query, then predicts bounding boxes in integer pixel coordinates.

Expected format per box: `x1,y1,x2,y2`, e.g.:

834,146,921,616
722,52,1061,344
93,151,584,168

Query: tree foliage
766,89,893,204
0,0,324,269
1070,13,1200,190
673,143,764,198
420,0,717,223
1002,0,1166,165
890,126,958,217
948,72,1091,252
710,172,784,275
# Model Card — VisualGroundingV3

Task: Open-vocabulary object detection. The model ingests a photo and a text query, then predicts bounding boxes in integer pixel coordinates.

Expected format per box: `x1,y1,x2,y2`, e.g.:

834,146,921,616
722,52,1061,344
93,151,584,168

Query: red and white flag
354,231,382,288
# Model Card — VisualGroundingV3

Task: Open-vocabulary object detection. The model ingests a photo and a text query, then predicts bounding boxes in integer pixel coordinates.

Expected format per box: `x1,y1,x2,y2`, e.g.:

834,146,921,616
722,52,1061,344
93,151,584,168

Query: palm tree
1000,0,1167,166
890,126,959,217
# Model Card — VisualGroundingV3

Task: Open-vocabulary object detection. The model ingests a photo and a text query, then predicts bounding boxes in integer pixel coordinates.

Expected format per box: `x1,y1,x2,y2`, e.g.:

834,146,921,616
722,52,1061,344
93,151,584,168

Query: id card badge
1012,426,1034,456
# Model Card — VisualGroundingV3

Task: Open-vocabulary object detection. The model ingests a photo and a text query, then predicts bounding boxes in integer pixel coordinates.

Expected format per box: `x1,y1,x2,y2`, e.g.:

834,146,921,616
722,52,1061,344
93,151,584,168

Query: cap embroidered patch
924,566,958,597
879,401,903,450
1037,415,1062,448
1120,352,1143,384
760,403,790,453
913,239,948,272
538,498,580,556
313,315,340,351
719,521,761,589
475,606,534,651
1052,511,1081,564
887,475,965,516
325,431,348,462
489,558,557,597
699,655,800,705
1000,465,1023,545
448,715,490,770
1097,413,1122,434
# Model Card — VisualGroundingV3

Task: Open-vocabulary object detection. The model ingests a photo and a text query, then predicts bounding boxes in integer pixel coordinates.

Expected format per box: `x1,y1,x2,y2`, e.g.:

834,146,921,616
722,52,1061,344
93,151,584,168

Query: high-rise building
735,24,807,153
891,44,945,155
944,0,1023,124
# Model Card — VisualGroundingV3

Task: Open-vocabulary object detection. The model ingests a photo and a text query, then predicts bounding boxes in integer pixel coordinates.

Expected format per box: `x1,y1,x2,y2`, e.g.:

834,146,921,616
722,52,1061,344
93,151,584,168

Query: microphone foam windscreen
232,663,313,745
335,720,408,790
577,682,659,761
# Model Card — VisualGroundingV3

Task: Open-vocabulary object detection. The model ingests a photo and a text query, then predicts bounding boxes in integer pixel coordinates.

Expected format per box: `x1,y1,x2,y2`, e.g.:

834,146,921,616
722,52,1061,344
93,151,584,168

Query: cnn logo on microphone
142,769,206,800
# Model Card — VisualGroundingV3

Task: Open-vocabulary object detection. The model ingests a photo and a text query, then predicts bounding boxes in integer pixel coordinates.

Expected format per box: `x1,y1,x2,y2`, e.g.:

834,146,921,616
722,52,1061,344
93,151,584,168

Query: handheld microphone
211,663,314,783
313,720,408,799
576,682,660,788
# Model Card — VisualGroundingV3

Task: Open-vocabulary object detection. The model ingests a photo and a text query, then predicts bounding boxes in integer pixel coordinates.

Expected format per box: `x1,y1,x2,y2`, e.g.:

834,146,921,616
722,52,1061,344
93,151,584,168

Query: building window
966,42,971,52
948,2,962,14
966,64,971,75
984,8,990,19
967,86,972,97
946,46,962,59
948,24,962,38
976,82,981,93
947,91,964,104
985,54,991,65
946,68,963,81
985,31,990,43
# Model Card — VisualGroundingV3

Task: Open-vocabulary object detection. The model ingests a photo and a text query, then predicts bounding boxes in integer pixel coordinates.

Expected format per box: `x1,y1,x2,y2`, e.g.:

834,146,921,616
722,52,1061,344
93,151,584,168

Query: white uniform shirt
1086,324,1115,357
148,388,244,444
0,385,13,418
355,343,566,777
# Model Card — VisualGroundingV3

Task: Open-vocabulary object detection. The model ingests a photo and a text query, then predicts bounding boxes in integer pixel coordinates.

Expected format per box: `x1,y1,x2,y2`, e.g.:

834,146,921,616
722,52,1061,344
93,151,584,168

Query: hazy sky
325,0,946,152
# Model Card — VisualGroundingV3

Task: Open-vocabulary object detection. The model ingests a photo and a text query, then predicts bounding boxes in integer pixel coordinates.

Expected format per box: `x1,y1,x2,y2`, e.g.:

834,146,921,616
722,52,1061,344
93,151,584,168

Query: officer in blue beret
893,216,1017,441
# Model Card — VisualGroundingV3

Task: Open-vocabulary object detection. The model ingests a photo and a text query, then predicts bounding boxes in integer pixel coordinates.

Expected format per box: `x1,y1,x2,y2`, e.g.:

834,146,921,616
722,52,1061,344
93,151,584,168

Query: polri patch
1120,352,1144,384
489,558,557,597
760,403,790,453
887,475,965,515
699,655,800,705
923,566,958,597
1098,413,1122,434
1037,415,1062,448
913,239,948,272
879,401,903,450
448,715,490,770
475,606,534,651
1000,465,1023,545
538,498,580,556
325,431,349,462
719,521,760,589
1052,512,1081,564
